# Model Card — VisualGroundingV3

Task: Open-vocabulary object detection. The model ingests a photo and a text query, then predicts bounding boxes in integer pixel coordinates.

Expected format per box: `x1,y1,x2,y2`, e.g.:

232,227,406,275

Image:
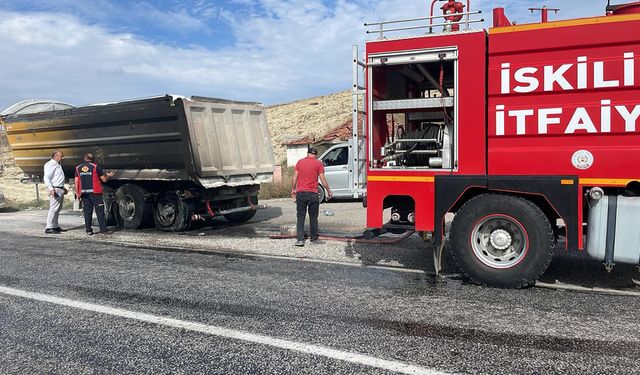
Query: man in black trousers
291,147,332,246
74,153,115,235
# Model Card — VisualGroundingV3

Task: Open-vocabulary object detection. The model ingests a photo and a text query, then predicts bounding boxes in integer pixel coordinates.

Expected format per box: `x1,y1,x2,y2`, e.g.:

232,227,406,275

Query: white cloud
0,1,604,110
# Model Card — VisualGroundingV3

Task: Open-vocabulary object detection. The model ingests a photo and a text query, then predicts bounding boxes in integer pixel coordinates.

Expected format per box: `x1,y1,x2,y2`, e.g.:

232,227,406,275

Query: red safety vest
75,162,103,195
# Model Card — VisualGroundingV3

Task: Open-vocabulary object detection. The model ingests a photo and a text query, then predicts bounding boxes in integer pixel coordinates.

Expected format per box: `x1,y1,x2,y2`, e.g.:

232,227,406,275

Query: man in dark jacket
75,153,114,235
291,147,332,246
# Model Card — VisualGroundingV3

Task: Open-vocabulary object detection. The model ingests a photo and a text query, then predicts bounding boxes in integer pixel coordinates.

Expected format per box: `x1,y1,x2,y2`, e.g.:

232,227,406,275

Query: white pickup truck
317,141,365,202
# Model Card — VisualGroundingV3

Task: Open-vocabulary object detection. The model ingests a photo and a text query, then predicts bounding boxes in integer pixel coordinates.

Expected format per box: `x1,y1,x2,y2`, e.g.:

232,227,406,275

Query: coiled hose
398,125,441,167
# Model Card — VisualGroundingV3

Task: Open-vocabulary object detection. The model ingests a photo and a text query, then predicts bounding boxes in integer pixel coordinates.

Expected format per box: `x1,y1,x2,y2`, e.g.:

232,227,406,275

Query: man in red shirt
291,147,332,246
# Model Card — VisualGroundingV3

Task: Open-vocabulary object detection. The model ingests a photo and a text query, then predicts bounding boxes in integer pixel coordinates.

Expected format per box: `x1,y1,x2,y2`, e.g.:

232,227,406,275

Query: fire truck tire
448,194,554,289
115,184,152,229
153,195,192,232
224,196,258,223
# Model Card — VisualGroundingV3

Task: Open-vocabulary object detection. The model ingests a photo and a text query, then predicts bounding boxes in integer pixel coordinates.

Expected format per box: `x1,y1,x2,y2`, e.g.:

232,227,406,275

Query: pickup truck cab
317,142,365,202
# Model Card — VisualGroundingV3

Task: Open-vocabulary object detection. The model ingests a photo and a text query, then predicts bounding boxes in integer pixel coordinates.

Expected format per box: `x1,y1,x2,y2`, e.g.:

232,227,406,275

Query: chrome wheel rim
470,214,528,269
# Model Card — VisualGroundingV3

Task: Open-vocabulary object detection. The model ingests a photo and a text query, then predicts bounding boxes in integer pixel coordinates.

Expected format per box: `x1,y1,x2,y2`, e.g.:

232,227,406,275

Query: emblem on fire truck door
571,150,594,170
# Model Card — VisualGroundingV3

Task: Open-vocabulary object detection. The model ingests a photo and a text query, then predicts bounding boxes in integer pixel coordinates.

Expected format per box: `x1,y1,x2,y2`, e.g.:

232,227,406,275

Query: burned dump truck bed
1,95,275,188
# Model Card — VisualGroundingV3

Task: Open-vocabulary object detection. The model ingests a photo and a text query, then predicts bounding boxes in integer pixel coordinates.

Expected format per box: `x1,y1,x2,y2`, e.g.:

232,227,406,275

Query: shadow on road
541,253,639,289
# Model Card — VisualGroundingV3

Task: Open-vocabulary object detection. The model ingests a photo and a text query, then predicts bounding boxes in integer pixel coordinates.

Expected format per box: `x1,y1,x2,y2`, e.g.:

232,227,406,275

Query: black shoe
45,228,60,234
86,230,94,236
97,230,114,235
294,240,305,247
53,227,67,232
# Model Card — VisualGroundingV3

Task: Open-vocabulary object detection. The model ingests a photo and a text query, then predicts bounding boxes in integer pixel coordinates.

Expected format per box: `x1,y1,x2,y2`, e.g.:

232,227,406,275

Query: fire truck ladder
349,45,367,199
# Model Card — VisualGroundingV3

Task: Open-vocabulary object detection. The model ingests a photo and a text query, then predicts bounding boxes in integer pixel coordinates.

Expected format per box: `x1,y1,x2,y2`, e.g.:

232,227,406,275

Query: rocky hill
0,90,352,205
266,90,351,164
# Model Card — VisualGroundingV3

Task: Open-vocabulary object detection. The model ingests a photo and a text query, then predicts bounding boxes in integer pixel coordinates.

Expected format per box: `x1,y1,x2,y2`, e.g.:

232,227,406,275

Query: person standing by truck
74,153,114,235
291,147,332,246
43,150,66,234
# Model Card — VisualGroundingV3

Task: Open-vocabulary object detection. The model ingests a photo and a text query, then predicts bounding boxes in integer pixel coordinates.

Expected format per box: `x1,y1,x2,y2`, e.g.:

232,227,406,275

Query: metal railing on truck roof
364,1,483,39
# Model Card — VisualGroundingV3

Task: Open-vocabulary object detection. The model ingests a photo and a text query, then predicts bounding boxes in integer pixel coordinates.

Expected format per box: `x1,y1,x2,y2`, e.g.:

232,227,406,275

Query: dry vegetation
258,167,295,200
0,90,352,206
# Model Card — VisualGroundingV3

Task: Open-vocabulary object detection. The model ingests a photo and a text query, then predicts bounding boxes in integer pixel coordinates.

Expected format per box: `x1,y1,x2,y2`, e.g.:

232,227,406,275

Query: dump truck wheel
102,187,117,226
115,184,151,229
153,195,191,232
224,196,258,223
448,194,554,289
104,196,117,227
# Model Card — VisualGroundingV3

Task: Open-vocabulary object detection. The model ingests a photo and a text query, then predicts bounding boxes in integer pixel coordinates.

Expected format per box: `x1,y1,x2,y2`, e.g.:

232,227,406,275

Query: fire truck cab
355,1,640,288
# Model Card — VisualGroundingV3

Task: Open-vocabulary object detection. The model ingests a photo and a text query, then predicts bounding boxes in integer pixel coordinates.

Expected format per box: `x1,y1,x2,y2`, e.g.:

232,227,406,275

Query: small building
281,135,314,167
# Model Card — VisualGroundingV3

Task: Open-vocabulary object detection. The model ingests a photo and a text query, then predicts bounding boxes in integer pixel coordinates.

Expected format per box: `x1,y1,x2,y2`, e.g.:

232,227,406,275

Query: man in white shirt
43,150,66,234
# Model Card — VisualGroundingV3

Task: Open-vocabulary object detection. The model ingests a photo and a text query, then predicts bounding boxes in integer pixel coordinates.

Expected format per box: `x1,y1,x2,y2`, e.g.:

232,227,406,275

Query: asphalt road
1,231,639,375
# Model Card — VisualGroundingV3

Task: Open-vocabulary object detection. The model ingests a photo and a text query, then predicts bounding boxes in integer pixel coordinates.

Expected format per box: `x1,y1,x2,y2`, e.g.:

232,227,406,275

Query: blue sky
0,0,605,110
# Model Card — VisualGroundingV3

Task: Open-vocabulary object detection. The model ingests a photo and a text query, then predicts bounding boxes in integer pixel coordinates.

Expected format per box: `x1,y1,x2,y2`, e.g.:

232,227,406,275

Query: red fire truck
352,1,640,288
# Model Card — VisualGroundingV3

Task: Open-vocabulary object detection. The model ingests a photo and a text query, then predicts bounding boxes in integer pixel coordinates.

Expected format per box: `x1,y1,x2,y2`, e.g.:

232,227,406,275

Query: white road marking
535,281,640,297
0,285,449,375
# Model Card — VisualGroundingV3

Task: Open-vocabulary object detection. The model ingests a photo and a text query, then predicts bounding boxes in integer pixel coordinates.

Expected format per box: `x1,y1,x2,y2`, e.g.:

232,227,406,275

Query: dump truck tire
102,186,117,227
448,194,554,289
115,184,151,229
153,195,192,232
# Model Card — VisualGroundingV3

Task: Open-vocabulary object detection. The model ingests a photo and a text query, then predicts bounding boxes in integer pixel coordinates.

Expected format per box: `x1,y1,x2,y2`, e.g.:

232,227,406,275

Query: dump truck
1,95,275,231
352,0,640,287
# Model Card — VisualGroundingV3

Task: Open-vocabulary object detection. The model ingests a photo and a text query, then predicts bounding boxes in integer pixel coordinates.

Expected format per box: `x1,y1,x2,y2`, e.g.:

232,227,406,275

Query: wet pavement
1,199,638,292
0,229,639,374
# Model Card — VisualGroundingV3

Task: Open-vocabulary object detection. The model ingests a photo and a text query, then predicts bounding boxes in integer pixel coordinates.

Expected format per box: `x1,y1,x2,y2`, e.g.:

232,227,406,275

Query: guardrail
365,8,483,39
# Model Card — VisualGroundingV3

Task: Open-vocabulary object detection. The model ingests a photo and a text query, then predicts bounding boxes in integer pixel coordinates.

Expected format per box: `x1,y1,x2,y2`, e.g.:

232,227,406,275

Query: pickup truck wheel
115,184,151,229
224,196,258,223
153,195,191,232
448,194,554,289
318,186,326,203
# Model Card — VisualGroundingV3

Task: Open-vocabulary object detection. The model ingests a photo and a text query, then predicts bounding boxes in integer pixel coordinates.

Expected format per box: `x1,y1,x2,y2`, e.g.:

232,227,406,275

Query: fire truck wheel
153,195,192,232
224,196,258,223
448,194,554,289
115,184,152,229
